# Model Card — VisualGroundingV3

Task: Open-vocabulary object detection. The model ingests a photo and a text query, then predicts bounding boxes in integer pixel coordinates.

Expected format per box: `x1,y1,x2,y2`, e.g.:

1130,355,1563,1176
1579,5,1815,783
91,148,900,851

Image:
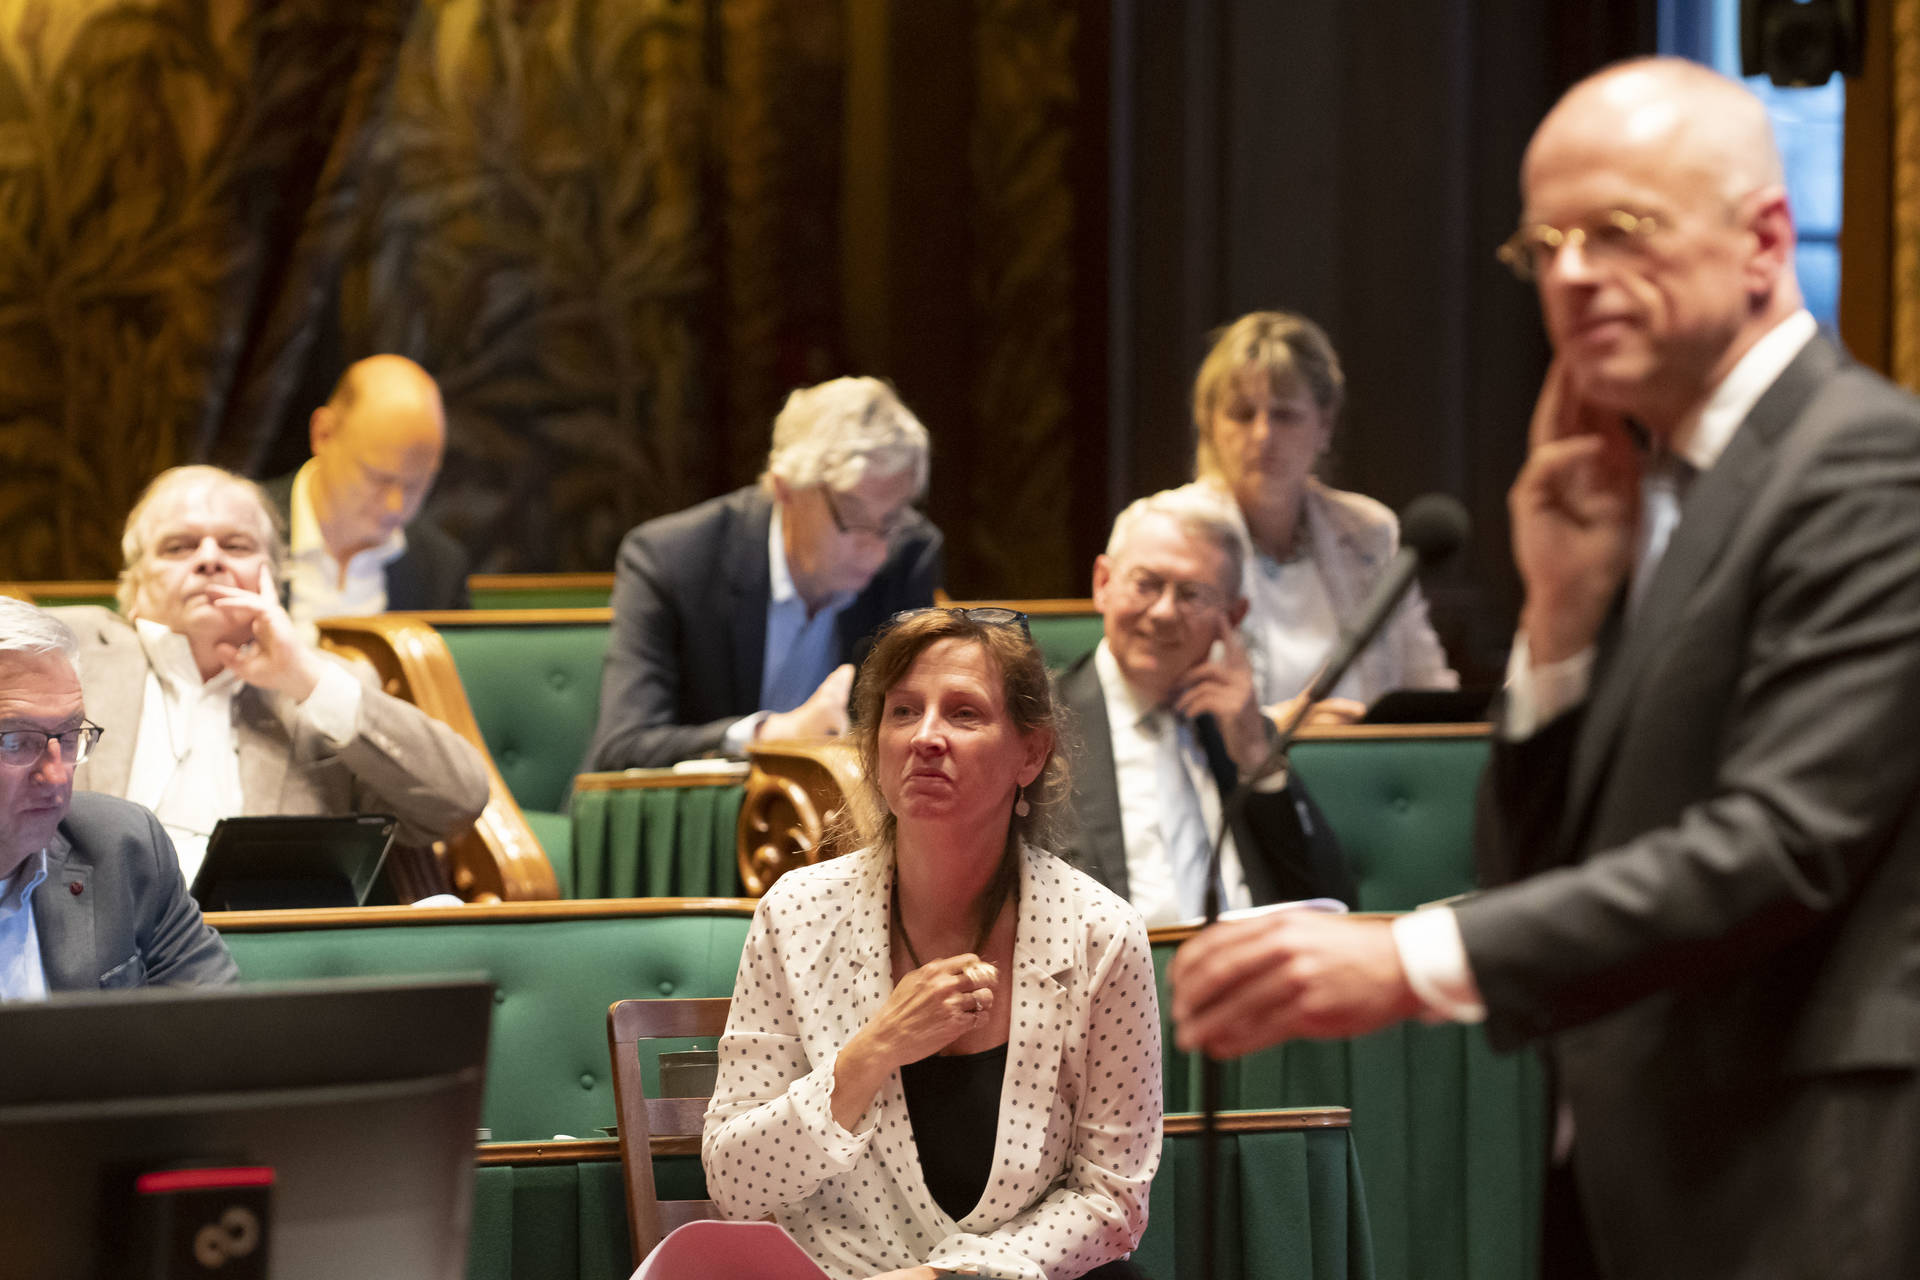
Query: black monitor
0,977,492,1280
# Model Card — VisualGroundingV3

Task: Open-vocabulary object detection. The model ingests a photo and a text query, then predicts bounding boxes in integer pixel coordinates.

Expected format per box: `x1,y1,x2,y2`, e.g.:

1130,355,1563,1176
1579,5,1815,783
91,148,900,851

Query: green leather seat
433,620,611,887
217,903,754,1142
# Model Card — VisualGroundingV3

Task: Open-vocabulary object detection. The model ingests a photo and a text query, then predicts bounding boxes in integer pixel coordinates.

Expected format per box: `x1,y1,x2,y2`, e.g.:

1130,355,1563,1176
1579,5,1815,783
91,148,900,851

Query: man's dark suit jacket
1056,651,1353,909
1462,336,1920,1279
35,792,237,991
261,472,471,612
584,485,943,770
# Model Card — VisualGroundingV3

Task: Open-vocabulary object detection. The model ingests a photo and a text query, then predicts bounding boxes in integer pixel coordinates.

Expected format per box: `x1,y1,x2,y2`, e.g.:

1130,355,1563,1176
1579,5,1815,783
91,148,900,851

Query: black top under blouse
899,1041,1009,1222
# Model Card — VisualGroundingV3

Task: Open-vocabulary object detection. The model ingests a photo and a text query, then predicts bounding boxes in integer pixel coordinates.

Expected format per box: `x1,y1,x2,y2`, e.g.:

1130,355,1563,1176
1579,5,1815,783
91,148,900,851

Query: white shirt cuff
721,712,770,758
1390,906,1486,1024
1501,633,1594,741
299,661,364,748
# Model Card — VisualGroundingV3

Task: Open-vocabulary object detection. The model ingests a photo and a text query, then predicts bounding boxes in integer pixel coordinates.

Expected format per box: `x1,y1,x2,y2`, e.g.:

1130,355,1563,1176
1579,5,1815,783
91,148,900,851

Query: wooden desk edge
209,896,759,931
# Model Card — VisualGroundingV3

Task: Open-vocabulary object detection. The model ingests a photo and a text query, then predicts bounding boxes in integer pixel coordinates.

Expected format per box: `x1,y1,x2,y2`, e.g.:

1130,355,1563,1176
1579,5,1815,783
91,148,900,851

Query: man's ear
309,405,336,455
1742,185,1796,297
1227,596,1250,629
769,475,794,508
1090,555,1113,609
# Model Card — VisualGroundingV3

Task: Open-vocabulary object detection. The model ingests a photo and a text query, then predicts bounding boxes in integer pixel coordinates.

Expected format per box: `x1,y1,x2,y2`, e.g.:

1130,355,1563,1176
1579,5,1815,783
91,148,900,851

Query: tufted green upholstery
1290,730,1491,910
435,621,610,816
215,902,753,1143
1027,611,1104,669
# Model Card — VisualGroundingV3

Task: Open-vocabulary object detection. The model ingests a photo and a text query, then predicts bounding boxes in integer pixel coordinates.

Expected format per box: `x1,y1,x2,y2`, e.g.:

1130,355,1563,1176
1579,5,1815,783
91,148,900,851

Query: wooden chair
607,996,732,1263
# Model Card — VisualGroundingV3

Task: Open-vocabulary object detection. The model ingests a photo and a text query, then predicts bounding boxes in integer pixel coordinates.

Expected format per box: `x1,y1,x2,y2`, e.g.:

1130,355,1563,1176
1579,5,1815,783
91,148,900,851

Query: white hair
117,465,286,616
1105,487,1246,594
0,595,79,662
760,377,930,496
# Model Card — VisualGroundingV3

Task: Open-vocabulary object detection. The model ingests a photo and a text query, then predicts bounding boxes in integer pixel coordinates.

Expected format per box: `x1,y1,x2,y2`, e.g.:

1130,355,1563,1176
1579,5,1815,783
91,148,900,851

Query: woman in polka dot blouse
703,607,1163,1279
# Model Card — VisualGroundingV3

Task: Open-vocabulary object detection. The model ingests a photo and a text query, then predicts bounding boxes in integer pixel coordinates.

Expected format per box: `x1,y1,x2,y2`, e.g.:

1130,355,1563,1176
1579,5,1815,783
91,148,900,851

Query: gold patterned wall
0,0,1094,589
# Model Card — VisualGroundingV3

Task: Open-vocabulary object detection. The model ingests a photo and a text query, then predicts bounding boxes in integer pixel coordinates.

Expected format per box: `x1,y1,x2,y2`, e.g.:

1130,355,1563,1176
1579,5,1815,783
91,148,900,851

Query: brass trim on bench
471,1108,1350,1168
1294,722,1491,741
208,896,759,932
936,594,1098,616
1163,1108,1351,1133
573,768,747,793
387,607,614,626
467,572,615,595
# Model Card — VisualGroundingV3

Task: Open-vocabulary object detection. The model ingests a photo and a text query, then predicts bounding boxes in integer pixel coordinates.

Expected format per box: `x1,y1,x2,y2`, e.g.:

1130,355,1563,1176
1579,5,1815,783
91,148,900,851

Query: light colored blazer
1186,477,1458,705
55,607,489,848
702,844,1162,1280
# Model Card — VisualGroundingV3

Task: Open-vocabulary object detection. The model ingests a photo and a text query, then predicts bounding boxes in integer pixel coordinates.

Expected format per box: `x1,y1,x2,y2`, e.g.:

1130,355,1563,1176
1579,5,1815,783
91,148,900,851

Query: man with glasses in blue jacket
584,376,943,770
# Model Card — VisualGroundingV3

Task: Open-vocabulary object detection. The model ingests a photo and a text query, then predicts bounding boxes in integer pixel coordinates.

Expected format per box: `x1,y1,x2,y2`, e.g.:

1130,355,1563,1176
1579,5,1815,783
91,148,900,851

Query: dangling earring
1014,785,1031,818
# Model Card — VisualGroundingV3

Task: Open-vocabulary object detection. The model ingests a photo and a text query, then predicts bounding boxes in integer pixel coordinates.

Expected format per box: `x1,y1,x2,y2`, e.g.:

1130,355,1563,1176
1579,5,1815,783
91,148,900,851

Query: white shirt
1094,640,1253,926
721,505,856,755
1244,552,1347,701
286,460,408,629
1393,309,1821,1023
0,850,49,1002
124,618,365,883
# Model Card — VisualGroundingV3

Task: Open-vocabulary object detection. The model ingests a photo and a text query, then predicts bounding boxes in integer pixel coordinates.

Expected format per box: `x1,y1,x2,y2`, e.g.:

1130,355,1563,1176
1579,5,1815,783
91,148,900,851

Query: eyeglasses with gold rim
820,487,910,540
1496,209,1662,282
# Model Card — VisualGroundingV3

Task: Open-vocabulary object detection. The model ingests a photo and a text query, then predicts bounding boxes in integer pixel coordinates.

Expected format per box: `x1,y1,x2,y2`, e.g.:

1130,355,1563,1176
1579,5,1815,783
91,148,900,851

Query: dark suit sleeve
584,523,740,770
1457,401,1920,1048
132,809,239,987
1473,701,1586,889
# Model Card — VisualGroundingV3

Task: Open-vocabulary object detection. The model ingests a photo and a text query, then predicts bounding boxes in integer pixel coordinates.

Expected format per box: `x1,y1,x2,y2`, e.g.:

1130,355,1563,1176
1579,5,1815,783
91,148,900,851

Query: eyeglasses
0,722,104,768
1113,568,1229,617
1496,209,1662,282
882,606,1032,639
821,487,910,540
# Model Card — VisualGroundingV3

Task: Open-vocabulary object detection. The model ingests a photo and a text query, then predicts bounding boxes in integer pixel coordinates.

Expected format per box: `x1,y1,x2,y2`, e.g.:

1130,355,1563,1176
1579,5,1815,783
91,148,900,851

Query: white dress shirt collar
287,460,407,626
1668,308,1818,472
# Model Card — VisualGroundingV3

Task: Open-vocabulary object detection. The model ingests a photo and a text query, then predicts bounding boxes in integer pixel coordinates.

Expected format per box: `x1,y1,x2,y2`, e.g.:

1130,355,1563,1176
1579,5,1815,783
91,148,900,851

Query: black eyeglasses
882,606,1032,639
0,721,105,769
820,487,910,540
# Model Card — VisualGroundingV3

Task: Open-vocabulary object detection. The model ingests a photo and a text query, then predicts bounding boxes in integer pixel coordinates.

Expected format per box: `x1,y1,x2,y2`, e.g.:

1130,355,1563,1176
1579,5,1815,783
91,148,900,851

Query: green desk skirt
568,780,746,898
469,1119,1372,1280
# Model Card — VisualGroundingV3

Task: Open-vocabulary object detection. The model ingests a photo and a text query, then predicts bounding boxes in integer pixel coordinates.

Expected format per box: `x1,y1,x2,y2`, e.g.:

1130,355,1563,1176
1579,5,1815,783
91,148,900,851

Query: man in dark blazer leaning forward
0,596,235,997
584,377,942,771
1058,487,1350,924
1172,58,1920,1278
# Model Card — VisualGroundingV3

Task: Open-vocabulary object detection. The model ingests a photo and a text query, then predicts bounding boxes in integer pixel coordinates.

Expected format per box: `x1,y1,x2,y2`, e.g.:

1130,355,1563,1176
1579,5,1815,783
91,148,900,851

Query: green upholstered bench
212,899,754,1143
418,609,614,889
467,573,616,611
468,1110,1373,1280
1148,724,1548,1280
569,770,748,898
947,597,1102,670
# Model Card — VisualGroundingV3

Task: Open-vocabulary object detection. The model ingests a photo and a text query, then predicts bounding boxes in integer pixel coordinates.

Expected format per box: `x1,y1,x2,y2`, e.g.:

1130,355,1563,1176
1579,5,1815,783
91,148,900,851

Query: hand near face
1172,613,1267,776
857,954,998,1071
832,953,998,1130
759,663,855,742
1170,913,1422,1058
1511,356,1642,663
203,565,328,702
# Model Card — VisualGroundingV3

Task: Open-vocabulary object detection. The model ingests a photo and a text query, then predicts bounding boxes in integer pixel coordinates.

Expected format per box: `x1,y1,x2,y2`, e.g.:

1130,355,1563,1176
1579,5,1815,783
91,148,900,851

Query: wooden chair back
606,996,732,1262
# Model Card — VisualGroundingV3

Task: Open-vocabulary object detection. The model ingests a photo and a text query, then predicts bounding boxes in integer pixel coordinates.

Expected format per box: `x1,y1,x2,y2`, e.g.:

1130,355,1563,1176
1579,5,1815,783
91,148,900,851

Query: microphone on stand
1194,493,1469,1277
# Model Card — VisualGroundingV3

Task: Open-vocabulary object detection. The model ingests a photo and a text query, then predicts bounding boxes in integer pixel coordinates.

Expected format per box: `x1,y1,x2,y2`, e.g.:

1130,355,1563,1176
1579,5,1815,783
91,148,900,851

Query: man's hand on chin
204,565,327,702
1170,913,1423,1059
